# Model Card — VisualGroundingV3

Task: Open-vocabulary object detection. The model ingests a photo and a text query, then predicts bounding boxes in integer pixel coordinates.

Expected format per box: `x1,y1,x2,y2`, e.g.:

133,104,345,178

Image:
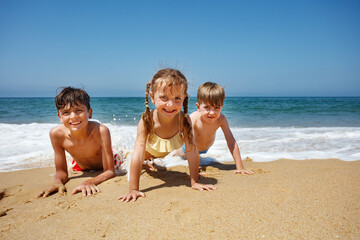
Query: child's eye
160,96,168,101
175,97,182,101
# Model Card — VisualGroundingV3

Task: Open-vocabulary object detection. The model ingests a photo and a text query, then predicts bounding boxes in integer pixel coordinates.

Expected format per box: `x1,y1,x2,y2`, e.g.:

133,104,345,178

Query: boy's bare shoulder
98,122,110,135
218,113,228,125
189,111,201,120
86,121,108,135
49,125,68,147
49,125,67,138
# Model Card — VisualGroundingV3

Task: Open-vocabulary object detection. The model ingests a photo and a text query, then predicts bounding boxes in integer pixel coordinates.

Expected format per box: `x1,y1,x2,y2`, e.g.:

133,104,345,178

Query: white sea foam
0,123,359,172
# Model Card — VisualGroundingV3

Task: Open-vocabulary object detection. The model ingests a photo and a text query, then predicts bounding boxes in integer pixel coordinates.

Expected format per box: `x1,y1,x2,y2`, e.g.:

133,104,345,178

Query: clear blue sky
1,0,359,97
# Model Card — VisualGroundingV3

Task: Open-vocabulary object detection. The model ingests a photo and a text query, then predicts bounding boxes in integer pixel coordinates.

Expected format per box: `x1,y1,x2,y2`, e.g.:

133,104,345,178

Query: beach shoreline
1,158,359,239
2,97,360,172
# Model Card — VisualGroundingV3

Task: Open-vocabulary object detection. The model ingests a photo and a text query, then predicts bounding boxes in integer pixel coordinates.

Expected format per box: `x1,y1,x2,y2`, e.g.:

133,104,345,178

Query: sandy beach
0,158,359,239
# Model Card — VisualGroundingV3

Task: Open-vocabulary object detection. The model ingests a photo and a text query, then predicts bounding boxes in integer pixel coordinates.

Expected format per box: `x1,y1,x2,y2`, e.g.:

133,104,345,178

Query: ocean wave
0,123,359,172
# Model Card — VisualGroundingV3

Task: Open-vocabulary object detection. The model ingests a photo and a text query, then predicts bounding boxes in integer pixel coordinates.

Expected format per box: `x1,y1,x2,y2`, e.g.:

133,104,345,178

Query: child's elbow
62,176,69,184
107,170,116,179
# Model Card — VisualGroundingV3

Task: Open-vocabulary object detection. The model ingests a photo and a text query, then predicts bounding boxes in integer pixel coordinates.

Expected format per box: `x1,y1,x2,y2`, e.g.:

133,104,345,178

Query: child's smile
163,108,176,114
69,121,82,127
197,103,223,123
58,104,92,131
151,82,185,118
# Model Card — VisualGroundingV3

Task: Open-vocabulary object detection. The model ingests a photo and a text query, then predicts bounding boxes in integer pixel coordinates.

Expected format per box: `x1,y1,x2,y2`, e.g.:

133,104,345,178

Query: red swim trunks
71,152,124,172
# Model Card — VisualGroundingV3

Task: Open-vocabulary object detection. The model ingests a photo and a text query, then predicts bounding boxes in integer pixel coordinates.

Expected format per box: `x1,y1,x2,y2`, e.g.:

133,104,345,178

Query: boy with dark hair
38,87,117,197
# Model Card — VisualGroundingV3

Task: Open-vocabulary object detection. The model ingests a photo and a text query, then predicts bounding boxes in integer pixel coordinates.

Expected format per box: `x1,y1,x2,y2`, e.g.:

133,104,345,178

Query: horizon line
1,95,359,99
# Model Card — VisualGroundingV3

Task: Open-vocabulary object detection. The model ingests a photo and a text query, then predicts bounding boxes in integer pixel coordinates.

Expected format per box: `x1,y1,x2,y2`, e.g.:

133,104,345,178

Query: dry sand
0,159,359,239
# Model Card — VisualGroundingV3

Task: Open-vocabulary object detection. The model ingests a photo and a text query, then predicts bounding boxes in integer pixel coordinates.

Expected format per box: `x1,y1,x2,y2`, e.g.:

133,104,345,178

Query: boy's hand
191,182,217,191
37,183,66,198
71,180,100,196
117,190,146,202
234,169,255,175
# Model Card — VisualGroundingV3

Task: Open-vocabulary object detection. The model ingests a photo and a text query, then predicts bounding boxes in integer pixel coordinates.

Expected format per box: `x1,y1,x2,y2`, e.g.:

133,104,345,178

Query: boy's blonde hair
142,68,193,144
197,82,225,107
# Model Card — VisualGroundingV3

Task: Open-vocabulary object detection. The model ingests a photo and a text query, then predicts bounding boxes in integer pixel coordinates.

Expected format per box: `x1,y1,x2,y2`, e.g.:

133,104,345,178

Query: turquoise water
0,97,359,171
1,97,359,127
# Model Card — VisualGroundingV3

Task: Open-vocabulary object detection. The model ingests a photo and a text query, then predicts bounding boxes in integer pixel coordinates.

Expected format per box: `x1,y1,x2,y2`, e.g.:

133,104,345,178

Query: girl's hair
142,68,193,144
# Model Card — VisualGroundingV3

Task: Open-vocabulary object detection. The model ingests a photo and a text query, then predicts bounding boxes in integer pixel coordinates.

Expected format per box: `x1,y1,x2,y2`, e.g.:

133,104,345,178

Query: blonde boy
176,82,254,175
38,87,116,197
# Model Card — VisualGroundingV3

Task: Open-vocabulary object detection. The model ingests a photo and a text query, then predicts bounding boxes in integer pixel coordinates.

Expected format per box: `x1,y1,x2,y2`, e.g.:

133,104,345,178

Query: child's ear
150,91,155,104
88,108,93,119
196,103,200,111
57,112,63,124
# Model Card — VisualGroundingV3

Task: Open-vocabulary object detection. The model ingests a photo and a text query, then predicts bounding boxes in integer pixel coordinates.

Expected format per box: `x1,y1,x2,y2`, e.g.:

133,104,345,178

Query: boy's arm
37,129,68,197
71,124,116,196
118,119,147,202
184,115,216,191
220,115,254,175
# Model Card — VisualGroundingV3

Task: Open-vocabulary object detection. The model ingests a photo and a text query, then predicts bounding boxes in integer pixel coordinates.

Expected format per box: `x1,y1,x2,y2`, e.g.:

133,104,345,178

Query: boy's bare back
50,121,106,170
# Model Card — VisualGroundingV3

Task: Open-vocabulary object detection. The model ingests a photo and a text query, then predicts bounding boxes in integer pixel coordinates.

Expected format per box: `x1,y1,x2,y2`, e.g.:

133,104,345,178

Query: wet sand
1,159,359,239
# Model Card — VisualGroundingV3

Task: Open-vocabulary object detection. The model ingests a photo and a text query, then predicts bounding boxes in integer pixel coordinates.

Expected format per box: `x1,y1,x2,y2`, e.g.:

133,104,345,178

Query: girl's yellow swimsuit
145,113,184,158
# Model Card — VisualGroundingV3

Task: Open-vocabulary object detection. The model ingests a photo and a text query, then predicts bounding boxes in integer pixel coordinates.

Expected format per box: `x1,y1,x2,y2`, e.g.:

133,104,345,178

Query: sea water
0,97,359,171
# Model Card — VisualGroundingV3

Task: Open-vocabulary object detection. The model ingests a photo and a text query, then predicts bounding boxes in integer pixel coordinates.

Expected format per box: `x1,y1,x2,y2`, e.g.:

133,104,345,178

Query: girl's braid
182,95,194,146
142,82,153,135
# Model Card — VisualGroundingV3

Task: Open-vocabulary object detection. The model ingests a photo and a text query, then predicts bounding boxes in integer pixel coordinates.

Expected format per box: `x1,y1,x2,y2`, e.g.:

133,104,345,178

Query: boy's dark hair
55,87,91,111
197,82,225,107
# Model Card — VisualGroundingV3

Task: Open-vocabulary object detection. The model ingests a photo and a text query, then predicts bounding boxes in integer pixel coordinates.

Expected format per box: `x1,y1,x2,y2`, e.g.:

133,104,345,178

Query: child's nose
166,100,174,107
208,110,215,115
69,111,77,118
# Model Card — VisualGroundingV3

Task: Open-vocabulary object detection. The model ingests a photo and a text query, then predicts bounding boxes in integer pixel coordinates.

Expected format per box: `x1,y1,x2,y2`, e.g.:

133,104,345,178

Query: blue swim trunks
182,145,209,154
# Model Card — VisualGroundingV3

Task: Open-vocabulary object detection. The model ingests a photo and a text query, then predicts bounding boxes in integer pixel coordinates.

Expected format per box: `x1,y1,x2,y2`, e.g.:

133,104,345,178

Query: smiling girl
118,69,216,202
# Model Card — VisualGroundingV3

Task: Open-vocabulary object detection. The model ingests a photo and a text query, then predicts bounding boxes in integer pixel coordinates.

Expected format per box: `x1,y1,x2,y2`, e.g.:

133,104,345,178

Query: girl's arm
118,119,147,202
220,115,254,175
184,115,217,191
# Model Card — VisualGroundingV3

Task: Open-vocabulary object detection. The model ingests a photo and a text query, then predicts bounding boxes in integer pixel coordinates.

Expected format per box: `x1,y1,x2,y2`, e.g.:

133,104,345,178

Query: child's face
57,103,92,131
151,81,186,119
197,102,223,123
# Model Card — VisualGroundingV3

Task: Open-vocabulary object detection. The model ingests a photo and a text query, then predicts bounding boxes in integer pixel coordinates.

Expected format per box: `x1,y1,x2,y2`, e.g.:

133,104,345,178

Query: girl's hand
71,180,100,196
234,169,255,175
37,183,66,198
117,190,146,202
191,182,217,191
